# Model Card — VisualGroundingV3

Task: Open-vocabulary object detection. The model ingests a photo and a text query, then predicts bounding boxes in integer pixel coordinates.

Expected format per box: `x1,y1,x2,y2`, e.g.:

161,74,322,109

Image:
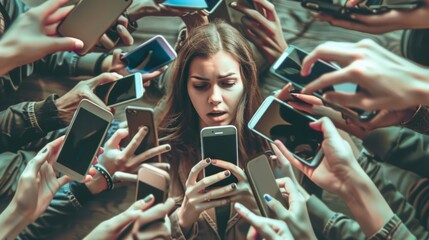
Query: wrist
85,172,108,195
0,42,18,75
0,201,33,238
178,208,193,236
101,55,113,73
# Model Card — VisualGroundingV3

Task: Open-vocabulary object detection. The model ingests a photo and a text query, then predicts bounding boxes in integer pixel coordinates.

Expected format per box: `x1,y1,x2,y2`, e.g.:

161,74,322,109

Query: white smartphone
135,164,170,205
248,96,323,167
200,125,238,189
57,0,132,56
94,73,144,107
54,99,113,181
121,35,177,74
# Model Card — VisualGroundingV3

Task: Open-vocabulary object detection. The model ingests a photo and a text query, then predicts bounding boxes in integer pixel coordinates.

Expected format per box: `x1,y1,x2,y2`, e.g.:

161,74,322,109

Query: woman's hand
210,159,259,211
177,159,233,234
275,117,363,197
230,0,288,64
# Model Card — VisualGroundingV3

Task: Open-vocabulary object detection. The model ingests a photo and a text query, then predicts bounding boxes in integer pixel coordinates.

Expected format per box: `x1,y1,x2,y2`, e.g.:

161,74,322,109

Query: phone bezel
270,45,378,122
200,125,239,181
57,0,132,56
95,73,144,107
162,0,208,9
135,164,170,204
121,35,177,73
53,99,113,181
125,106,160,161
203,0,224,14
245,154,288,218
248,96,323,167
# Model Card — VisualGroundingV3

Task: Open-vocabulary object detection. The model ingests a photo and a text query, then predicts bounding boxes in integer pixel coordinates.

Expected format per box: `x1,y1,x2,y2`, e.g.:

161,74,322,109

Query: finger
253,0,278,22
141,65,168,82
185,158,211,186
123,126,148,155
34,0,71,19
192,170,232,193
113,171,137,182
323,91,378,110
275,83,293,101
99,34,116,50
117,24,134,46
246,226,259,240
309,117,343,142
196,182,237,202
147,162,171,172
131,144,172,167
131,194,156,211
134,198,175,226
280,178,305,211
273,140,308,175
104,128,129,149
302,68,354,95
211,159,246,182
45,5,74,25
230,1,272,32
235,202,278,237
264,194,289,221
198,197,231,210
88,72,122,89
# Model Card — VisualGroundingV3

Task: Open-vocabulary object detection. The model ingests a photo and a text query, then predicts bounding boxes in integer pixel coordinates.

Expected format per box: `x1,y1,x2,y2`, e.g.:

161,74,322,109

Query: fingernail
205,158,211,164
230,2,237,7
264,194,272,202
291,93,300,97
235,202,243,210
41,148,48,153
142,126,148,132
143,194,154,203
211,159,217,164
231,183,237,189
349,14,356,19
165,145,171,151
224,170,231,177
117,24,125,32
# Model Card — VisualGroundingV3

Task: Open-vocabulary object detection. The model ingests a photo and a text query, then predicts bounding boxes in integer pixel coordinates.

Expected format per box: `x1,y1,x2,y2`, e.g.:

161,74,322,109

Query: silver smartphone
136,164,170,204
248,96,323,167
57,0,132,55
201,125,238,189
94,73,144,107
54,99,113,181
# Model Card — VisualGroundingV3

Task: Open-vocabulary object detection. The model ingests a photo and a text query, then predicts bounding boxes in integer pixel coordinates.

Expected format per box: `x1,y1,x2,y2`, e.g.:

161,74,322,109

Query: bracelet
93,164,114,190
94,52,110,75
400,105,422,126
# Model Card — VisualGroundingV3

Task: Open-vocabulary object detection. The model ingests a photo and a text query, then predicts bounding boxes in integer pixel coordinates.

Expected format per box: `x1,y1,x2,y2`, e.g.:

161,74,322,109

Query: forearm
0,42,19,76
0,202,32,239
340,170,394,236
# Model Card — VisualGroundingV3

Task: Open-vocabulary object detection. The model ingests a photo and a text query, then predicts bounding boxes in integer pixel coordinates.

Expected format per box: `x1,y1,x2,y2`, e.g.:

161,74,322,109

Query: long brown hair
156,21,266,171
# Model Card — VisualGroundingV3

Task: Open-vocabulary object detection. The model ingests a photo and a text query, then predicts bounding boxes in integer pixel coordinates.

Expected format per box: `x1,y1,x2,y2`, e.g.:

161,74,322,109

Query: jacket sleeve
0,95,65,152
17,181,94,240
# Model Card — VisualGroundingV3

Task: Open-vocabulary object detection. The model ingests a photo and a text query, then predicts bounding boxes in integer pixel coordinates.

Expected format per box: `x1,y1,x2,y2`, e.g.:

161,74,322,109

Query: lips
207,111,227,117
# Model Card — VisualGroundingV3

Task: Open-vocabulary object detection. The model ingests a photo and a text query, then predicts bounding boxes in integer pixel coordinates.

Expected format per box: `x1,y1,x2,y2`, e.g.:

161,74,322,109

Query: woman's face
187,51,244,128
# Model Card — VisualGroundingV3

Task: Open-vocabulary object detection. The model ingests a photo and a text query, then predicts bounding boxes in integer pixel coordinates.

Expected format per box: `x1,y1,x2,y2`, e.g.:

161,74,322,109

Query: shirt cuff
68,181,93,205
34,94,65,133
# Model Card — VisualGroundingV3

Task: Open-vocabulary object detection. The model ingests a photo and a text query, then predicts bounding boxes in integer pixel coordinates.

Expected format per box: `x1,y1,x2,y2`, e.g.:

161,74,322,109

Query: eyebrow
190,73,237,81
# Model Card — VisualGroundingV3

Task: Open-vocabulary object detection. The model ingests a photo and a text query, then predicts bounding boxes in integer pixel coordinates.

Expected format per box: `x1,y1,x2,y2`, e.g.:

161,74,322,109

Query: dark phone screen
247,155,287,218
57,108,110,175
123,39,175,73
205,0,221,11
126,109,158,160
255,100,323,164
202,134,238,188
137,180,165,205
95,75,137,106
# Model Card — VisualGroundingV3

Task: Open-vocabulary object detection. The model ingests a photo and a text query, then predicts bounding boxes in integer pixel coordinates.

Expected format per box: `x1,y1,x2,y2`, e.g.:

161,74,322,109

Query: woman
156,21,268,239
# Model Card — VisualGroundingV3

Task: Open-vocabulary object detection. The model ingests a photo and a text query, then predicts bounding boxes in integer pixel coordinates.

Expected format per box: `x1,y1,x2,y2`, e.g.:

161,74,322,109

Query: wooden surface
7,1,402,239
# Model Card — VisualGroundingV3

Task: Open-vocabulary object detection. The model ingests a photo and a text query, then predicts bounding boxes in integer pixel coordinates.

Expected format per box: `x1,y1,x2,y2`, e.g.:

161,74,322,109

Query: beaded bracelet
93,164,114,190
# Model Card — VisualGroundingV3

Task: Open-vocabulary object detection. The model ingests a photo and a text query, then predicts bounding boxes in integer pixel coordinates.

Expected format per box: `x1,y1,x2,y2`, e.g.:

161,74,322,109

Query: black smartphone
363,0,421,10
301,0,387,19
125,106,160,162
245,154,288,217
204,0,223,14
94,73,144,107
201,125,239,188
54,100,113,181
248,96,323,167
271,45,378,122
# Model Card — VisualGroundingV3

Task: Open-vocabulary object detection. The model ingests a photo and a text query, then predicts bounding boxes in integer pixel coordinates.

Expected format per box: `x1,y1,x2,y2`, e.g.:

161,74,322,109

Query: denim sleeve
368,215,417,240
17,181,93,240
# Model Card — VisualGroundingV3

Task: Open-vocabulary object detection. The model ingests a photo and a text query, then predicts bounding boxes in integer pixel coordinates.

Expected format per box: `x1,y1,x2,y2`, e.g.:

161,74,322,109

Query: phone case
135,164,170,204
125,106,160,162
57,0,132,55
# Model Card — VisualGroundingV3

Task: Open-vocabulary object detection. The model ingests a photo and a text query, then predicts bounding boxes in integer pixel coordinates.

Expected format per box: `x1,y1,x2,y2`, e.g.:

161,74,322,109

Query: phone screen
126,108,158,159
95,75,137,106
57,108,110,175
205,0,222,12
202,134,238,188
137,180,165,205
254,100,323,165
123,38,175,73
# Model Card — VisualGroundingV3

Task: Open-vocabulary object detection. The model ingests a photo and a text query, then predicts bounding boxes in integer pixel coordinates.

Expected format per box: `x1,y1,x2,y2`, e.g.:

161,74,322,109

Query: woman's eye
193,84,208,90
222,81,236,88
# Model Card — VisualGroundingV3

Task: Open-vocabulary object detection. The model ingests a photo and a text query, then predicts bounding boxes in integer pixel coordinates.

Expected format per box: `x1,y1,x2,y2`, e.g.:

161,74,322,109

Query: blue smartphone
121,35,177,74
162,0,208,9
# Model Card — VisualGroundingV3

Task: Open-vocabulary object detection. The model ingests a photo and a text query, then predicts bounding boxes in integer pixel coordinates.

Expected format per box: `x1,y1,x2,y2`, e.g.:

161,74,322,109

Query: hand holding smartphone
245,154,288,217
271,45,378,122
94,73,144,107
121,35,177,74
136,164,170,204
54,99,113,181
57,0,132,55
201,125,239,188
248,96,323,167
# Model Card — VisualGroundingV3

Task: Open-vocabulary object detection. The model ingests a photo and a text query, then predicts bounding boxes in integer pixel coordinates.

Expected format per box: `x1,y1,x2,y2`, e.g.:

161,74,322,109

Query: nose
208,86,222,105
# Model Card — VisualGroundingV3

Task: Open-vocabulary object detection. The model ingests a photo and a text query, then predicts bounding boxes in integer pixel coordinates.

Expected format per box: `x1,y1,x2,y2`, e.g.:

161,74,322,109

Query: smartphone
270,45,378,122
162,0,208,9
245,154,288,218
363,0,421,10
121,35,177,74
125,106,160,162
135,164,170,204
301,0,387,19
203,0,223,14
248,96,323,167
54,99,113,181
201,125,238,188
57,0,132,56
94,73,144,107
